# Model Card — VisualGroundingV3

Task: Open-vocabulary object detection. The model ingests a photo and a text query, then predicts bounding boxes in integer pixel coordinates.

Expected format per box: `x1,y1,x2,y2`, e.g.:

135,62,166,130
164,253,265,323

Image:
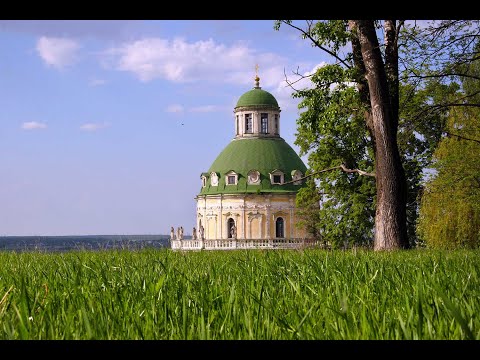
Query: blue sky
0,20,332,236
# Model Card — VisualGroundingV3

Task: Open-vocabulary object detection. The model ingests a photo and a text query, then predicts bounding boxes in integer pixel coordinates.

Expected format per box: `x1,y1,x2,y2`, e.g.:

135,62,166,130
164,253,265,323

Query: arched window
227,218,236,239
275,217,284,238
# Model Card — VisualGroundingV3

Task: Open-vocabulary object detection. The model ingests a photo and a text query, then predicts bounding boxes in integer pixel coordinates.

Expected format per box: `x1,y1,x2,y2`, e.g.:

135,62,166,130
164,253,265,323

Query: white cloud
103,36,329,115
36,36,80,69
89,78,107,87
21,121,47,130
303,62,327,78
80,122,110,131
104,37,286,86
166,104,184,113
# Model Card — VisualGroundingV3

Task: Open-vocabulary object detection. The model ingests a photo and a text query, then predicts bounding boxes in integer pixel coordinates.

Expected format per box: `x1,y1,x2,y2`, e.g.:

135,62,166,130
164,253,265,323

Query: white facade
196,193,304,241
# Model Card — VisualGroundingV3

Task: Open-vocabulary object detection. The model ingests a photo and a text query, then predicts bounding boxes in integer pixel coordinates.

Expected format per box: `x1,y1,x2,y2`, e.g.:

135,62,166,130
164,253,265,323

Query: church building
172,73,314,250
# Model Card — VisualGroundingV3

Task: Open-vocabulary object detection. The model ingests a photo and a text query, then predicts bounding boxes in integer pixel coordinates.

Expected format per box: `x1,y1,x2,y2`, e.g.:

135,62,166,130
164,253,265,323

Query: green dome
199,138,307,195
235,88,279,108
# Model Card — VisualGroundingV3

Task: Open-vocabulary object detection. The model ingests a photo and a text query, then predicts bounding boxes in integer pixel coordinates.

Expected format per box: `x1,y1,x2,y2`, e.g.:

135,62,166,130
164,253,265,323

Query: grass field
0,248,478,339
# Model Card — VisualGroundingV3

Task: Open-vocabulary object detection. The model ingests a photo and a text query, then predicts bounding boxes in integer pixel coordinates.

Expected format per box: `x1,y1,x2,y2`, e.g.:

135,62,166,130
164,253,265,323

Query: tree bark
353,20,409,250
384,20,399,127
348,20,375,146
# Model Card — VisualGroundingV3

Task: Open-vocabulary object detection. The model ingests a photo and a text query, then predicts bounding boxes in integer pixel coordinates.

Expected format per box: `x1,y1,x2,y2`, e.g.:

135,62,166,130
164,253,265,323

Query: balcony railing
170,238,320,251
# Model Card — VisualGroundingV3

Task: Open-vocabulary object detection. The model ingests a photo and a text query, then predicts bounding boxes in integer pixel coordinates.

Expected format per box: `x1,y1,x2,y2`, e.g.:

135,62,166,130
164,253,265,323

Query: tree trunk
384,20,399,126
353,20,409,250
348,20,376,147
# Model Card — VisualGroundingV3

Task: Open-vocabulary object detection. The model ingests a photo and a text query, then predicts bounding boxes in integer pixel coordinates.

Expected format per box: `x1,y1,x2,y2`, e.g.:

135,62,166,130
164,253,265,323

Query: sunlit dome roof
235,88,279,108
235,75,279,109
199,138,307,195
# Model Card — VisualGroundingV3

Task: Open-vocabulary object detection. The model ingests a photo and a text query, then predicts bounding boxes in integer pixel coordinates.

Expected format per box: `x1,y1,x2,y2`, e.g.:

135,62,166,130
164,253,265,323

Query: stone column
202,196,206,238
259,215,263,239
265,196,271,239
240,209,244,240
289,197,294,239
241,198,246,240
248,216,252,239
219,197,223,239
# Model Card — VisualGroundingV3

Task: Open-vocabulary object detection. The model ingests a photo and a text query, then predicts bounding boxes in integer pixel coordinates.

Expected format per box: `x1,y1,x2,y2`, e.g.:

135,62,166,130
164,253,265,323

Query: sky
0,20,334,236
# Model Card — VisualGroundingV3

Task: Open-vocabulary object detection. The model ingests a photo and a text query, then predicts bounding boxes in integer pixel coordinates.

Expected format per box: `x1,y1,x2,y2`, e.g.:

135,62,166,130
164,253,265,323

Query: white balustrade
170,238,319,251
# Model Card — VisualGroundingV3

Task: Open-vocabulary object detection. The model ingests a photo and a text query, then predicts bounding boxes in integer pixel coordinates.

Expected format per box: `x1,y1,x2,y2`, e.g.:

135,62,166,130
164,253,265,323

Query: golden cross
255,64,259,76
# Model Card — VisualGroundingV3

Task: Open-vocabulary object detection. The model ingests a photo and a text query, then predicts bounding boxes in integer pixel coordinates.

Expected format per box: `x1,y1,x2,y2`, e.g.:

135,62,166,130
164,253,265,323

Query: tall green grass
0,248,478,339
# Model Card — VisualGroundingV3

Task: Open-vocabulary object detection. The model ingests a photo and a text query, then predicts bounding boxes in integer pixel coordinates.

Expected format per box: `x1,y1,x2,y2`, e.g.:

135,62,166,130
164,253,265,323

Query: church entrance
275,217,284,238
227,218,236,238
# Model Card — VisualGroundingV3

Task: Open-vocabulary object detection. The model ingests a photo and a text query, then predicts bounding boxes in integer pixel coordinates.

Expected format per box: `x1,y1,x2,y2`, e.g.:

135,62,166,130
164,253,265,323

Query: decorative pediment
223,212,240,217
225,170,238,185
273,210,288,218
269,169,284,184
247,211,262,222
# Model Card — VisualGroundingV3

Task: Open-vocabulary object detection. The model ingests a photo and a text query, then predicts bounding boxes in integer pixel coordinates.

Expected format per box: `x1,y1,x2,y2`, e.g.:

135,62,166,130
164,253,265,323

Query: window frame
225,171,238,185
245,113,253,134
270,170,284,185
275,217,285,238
260,113,268,134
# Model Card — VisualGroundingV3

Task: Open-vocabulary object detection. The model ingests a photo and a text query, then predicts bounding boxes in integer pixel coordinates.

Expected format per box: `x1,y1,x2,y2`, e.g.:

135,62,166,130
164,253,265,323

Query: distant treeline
0,234,175,252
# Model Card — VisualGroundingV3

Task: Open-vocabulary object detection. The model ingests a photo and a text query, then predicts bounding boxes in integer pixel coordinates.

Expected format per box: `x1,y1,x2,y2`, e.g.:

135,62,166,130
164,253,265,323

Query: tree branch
445,131,480,144
395,20,405,45
432,103,480,108
283,66,312,92
280,20,352,69
339,164,376,177
407,72,480,82
281,164,376,185
410,89,480,123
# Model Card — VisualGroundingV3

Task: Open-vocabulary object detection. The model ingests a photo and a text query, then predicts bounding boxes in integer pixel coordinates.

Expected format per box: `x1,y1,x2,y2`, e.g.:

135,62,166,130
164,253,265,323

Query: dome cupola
198,69,307,196
233,74,281,139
